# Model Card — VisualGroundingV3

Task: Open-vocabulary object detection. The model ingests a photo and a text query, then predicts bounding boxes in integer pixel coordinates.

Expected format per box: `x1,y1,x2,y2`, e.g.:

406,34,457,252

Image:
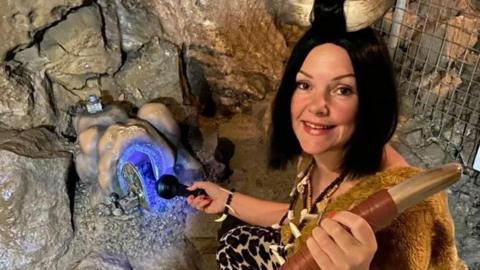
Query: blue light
116,140,175,213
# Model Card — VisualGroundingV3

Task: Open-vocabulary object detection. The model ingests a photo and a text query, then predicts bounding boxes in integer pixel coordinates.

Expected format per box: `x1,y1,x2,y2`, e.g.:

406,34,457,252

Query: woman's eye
295,81,310,91
334,87,353,96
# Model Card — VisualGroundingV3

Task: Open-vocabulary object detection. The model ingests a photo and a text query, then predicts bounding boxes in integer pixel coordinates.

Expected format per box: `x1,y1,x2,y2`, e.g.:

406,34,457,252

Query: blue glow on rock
116,141,175,212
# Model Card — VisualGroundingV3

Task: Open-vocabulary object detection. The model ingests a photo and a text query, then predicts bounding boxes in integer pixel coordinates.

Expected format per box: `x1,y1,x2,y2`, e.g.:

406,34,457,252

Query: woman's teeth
304,122,334,130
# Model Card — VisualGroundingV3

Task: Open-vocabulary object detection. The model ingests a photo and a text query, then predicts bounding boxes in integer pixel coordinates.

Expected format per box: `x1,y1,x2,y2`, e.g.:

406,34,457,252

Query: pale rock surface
72,252,132,270
106,0,164,52
0,67,55,130
0,128,73,270
0,0,83,61
149,0,288,109
111,38,184,106
40,4,122,90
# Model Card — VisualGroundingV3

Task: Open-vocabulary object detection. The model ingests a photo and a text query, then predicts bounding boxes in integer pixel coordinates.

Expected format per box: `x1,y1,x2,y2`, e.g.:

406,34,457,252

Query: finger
202,199,213,210
196,199,212,210
306,229,335,269
196,195,207,200
190,196,209,209
189,196,204,208
187,181,208,191
186,184,197,191
331,211,376,248
186,182,199,191
187,195,194,204
320,217,360,254
310,226,345,265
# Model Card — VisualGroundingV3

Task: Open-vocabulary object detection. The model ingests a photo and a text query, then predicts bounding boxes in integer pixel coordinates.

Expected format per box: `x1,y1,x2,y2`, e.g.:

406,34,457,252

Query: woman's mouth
301,121,335,135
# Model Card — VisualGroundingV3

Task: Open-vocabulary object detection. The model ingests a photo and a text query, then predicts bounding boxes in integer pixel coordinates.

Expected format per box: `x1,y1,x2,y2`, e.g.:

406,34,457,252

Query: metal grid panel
374,0,480,175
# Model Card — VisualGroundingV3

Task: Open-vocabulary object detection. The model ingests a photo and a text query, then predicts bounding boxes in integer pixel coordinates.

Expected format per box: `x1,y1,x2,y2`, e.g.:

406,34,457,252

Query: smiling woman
290,44,358,161
186,0,466,269
270,27,398,179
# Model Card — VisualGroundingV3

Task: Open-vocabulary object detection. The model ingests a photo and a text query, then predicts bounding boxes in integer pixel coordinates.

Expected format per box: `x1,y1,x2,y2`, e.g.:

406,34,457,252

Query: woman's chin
299,144,329,156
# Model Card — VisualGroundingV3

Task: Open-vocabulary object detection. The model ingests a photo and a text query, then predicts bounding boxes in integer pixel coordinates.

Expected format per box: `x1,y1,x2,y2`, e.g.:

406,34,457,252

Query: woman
188,1,464,269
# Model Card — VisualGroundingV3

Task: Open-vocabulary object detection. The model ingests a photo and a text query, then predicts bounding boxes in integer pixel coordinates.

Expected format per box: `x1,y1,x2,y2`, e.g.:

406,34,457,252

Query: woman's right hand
186,181,229,214
306,211,377,270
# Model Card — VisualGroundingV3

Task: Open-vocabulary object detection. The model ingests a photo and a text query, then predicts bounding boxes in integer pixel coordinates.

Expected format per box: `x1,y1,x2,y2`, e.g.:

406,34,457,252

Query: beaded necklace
271,162,346,262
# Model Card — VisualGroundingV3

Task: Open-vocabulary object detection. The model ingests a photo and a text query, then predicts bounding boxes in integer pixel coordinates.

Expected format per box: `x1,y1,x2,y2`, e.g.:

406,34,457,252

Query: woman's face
291,43,358,157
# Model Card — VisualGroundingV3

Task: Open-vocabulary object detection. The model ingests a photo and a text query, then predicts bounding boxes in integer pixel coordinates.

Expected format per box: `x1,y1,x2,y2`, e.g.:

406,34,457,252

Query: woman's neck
309,144,409,200
312,150,343,187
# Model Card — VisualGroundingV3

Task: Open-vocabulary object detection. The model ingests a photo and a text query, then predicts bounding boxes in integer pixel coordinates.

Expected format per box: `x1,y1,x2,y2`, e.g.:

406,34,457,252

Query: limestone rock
185,57,215,117
127,242,200,270
40,4,122,90
0,68,33,129
149,0,288,110
107,0,163,52
111,38,184,106
468,0,480,12
410,0,464,21
59,195,200,270
0,127,70,154
0,0,83,61
184,212,220,270
407,23,449,73
404,129,423,146
10,3,123,134
96,0,123,57
383,10,418,44
0,66,55,130
186,119,228,181
72,248,201,270
445,15,479,63
0,128,72,270
73,253,132,270
406,15,479,73
431,69,463,98
10,3,122,135
217,107,296,201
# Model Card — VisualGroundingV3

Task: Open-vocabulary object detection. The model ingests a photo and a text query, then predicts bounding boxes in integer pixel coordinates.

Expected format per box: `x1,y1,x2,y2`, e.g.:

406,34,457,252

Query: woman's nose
307,91,329,116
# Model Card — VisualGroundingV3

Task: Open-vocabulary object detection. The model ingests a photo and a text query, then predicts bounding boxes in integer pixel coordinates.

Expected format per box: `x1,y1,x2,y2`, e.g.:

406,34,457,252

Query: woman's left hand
306,211,377,270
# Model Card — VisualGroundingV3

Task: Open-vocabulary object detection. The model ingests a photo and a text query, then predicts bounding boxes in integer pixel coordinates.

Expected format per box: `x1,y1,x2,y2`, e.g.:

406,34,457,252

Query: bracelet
214,188,236,223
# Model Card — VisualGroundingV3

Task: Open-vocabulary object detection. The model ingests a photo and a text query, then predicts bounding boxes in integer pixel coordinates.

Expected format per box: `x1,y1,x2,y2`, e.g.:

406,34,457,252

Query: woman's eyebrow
298,70,313,78
332,73,355,81
297,70,355,81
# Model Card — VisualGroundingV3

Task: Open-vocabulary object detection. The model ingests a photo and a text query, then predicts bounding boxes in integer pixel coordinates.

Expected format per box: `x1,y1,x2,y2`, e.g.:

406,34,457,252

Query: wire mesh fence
374,0,480,176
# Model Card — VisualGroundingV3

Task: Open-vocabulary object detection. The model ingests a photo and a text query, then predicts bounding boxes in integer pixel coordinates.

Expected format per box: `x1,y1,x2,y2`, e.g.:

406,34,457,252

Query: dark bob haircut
269,27,398,178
